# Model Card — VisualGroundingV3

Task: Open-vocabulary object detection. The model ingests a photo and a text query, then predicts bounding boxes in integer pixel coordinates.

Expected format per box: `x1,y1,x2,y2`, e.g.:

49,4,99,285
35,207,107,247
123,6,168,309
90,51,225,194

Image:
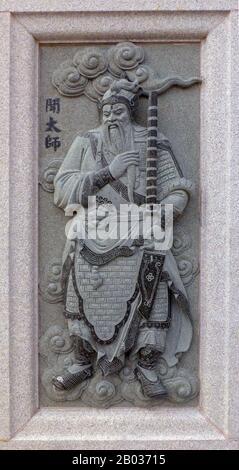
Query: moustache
104,120,121,128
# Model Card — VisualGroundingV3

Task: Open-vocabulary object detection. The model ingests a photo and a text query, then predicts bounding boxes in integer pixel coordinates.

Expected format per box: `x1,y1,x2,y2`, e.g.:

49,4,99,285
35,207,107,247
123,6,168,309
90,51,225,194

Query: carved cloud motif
73,49,108,78
39,158,63,192
108,42,144,76
52,42,200,101
52,59,88,97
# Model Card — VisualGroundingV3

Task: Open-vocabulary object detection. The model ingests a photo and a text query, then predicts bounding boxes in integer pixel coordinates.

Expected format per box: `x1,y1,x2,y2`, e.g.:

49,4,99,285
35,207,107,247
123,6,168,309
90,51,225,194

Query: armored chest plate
74,247,143,342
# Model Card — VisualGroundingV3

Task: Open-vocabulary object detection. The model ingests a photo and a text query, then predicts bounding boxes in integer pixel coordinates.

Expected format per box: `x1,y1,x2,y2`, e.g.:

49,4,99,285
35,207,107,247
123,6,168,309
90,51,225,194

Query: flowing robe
54,124,193,369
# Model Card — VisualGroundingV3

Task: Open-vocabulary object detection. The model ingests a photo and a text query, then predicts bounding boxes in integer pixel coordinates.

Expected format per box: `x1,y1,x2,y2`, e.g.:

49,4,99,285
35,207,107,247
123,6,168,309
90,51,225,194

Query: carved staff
137,90,165,320
138,77,199,319
146,91,158,208
113,78,202,352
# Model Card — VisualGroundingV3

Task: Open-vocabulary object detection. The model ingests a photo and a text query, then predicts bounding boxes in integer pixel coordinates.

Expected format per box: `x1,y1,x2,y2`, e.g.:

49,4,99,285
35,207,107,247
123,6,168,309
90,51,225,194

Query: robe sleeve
156,134,193,219
54,135,114,211
161,189,189,220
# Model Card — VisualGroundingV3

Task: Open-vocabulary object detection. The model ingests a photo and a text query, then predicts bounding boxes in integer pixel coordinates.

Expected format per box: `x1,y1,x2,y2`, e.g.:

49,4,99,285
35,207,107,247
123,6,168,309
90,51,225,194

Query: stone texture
0,1,238,12
227,11,239,438
0,12,11,441
200,11,239,436
200,14,231,433
13,12,227,41
38,41,200,408
0,13,38,440
0,408,226,449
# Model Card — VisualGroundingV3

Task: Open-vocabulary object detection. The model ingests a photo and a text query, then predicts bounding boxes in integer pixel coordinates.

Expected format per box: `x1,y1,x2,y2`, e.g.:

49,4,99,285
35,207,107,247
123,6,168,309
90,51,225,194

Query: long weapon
146,91,158,207
136,74,201,318
137,90,165,319
112,81,201,356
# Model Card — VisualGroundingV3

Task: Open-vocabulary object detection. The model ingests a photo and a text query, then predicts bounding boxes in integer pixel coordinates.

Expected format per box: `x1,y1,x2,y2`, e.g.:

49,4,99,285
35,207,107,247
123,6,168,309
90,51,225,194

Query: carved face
102,103,131,127
102,102,133,155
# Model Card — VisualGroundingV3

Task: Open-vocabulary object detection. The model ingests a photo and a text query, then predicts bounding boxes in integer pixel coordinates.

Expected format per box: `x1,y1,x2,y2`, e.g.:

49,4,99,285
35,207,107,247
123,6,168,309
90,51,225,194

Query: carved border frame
0,1,238,449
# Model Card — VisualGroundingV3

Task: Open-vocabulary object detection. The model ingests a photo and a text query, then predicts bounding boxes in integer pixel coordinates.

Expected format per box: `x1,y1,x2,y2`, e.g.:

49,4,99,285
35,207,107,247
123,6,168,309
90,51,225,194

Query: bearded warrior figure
52,79,193,398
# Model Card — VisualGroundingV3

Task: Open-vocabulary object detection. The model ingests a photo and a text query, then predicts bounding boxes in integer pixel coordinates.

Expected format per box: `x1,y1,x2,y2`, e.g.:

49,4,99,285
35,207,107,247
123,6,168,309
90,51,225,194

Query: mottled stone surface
38,42,200,407
0,0,238,12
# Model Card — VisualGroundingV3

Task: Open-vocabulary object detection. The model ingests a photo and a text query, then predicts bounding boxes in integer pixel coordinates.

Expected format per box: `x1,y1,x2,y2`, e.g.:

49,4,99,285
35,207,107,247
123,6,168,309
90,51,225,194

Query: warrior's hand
109,151,138,179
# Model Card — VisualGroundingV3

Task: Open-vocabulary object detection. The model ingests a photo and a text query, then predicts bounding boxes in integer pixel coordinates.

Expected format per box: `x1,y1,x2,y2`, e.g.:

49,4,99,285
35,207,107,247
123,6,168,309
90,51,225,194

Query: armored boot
136,346,167,398
52,337,93,391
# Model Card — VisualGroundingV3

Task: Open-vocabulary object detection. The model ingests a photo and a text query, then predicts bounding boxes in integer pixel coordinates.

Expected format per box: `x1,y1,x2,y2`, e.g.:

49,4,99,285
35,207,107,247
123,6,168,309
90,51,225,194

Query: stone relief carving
40,325,198,407
39,158,63,193
52,42,199,102
39,228,199,305
39,42,200,407
171,227,199,287
39,258,64,303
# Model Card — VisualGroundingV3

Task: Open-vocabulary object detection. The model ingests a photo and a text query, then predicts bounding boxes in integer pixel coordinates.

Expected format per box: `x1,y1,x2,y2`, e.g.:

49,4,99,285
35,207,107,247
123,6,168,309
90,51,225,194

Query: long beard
103,121,133,156
103,121,136,203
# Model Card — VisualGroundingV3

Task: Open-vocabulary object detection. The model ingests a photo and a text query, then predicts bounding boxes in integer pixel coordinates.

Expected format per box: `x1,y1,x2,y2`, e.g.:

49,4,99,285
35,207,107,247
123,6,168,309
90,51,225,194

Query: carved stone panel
39,42,200,407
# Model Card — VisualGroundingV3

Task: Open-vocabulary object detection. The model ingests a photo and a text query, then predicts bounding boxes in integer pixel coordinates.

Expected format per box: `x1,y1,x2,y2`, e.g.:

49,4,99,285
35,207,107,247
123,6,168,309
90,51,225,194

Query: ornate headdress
100,79,141,114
